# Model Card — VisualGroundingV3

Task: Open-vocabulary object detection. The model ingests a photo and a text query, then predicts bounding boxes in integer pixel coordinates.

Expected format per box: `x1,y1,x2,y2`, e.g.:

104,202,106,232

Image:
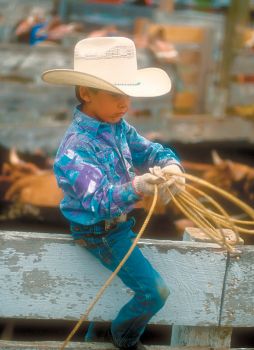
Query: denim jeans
70,217,170,348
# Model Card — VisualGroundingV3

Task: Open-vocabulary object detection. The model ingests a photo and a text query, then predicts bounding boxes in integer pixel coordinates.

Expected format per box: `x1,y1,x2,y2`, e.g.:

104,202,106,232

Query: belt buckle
105,219,115,231
105,218,120,231
104,220,110,231
105,214,127,231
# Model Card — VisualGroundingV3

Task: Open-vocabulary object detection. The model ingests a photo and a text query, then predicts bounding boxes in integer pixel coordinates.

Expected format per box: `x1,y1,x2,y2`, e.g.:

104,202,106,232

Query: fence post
171,325,232,347
170,227,241,347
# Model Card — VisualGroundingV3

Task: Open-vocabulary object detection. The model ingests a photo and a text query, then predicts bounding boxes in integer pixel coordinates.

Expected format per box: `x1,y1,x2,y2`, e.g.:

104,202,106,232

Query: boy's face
79,87,131,124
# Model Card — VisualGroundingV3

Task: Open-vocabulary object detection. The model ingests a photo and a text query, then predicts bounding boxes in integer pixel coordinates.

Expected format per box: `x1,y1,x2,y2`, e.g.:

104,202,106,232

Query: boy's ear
79,86,91,103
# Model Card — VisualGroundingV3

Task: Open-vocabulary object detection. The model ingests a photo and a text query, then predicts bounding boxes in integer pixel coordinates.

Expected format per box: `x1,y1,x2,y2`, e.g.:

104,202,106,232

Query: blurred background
1,0,254,229
0,0,254,344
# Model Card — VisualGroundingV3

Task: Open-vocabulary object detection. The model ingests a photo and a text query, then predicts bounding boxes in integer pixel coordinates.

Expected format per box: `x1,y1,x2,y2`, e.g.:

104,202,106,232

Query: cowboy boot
119,340,147,350
105,328,146,350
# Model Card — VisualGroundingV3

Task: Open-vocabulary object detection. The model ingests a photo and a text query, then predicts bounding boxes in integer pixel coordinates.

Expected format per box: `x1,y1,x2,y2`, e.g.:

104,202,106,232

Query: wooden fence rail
0,229,253,349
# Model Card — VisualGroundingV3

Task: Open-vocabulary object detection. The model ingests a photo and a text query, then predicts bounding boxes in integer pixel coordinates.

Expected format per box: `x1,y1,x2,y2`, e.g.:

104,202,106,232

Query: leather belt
71,213,127,236
73,214,128,248
104,213,127,231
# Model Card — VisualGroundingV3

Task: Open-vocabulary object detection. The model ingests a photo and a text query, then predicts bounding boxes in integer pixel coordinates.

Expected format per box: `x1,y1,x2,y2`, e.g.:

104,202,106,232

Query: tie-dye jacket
54,106,182,225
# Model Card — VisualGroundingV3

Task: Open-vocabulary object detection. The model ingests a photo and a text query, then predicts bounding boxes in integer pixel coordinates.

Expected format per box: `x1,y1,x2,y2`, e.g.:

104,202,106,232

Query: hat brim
41,68,171,97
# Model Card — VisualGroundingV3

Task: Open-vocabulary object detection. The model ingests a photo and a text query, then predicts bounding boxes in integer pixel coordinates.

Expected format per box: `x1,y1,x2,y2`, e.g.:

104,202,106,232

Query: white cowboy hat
42,36,171,97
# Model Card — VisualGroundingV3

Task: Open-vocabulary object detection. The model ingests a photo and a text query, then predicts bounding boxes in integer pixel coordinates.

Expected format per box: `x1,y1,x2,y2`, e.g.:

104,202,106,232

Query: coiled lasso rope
60,172,254,349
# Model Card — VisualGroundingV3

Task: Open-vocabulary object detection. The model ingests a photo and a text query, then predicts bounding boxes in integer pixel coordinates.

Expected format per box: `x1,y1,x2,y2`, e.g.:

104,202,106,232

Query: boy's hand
149,164,185,204
161,164,185,195
132,173,163,196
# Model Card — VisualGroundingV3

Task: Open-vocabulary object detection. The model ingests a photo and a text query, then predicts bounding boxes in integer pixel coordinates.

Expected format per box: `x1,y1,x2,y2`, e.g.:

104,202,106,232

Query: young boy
42,36,184,350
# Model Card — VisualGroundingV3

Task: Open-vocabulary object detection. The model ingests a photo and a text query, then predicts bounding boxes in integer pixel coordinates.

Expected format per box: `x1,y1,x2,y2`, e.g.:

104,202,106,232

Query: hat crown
42,36,172,97
74,37,137,84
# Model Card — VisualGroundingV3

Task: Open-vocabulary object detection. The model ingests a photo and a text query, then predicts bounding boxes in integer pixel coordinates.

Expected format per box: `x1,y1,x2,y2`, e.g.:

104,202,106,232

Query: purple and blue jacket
54,106,182,225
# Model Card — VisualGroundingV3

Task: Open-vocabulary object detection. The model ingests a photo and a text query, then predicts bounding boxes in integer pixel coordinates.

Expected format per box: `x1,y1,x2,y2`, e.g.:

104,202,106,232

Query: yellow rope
173,172,254,220
182,184,253,235
184,183,236,231
178,185,240,243
179,187,234,236
60,172,254,349
166,171,254,234
169,189,233,251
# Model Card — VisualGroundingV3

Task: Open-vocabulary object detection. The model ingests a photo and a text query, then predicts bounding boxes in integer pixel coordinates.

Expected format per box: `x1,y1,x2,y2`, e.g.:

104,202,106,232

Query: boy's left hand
161,164,185,194
149,164,185,204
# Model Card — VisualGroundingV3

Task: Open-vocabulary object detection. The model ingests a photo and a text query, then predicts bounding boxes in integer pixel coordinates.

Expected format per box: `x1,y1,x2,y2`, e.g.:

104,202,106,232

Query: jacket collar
73,105,123,137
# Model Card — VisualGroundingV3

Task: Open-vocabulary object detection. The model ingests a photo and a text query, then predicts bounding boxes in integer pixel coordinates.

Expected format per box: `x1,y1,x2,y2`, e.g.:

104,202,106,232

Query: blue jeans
70,217,170,348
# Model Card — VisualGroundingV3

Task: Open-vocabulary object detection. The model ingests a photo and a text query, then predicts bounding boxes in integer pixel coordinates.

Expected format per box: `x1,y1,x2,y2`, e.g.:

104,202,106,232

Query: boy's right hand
132,173,163,196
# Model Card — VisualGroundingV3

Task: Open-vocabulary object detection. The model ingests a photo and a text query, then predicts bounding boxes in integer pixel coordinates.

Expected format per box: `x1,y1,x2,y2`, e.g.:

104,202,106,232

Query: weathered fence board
0,340,172,350
0,341,213,350
171,325,232,347
0,231,227,326
220,246,254,327
0,342,253,350
0,45,71,80
1,229,254,349
59,0,155,30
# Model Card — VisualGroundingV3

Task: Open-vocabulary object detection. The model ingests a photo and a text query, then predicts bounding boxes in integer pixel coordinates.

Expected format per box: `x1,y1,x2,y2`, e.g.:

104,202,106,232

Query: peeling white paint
0,231,253,327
